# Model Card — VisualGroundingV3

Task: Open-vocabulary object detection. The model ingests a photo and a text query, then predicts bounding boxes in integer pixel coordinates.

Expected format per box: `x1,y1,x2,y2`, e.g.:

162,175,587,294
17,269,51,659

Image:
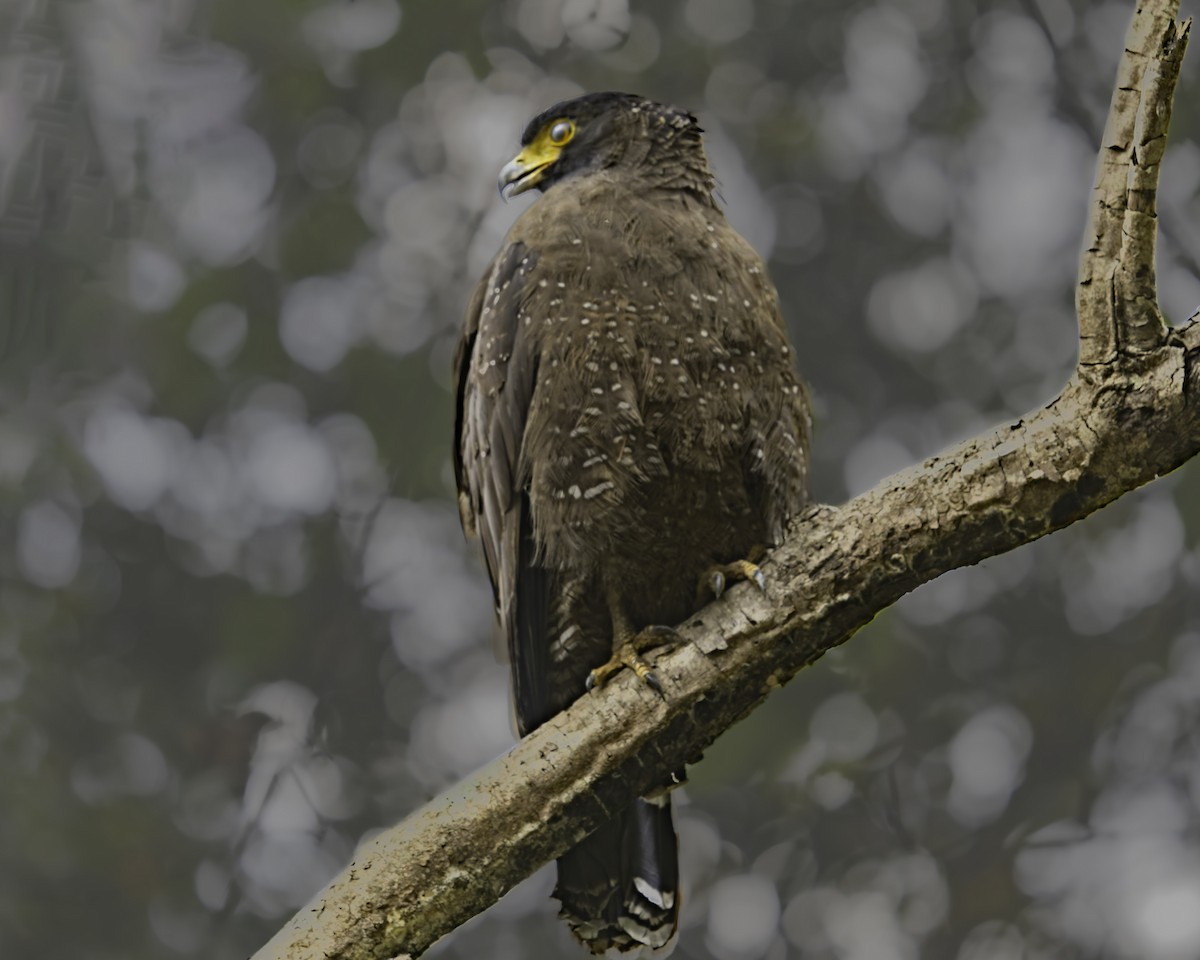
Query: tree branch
253,3,1196,958
1079,1,1188,363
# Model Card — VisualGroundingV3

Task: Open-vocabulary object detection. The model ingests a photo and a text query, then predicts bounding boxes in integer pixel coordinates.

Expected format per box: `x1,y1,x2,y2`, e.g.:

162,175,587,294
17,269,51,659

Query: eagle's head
498,92,712,200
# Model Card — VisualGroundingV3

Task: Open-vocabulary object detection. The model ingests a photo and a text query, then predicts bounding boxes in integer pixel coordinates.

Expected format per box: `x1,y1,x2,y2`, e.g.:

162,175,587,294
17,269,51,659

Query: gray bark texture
253,2,1197,957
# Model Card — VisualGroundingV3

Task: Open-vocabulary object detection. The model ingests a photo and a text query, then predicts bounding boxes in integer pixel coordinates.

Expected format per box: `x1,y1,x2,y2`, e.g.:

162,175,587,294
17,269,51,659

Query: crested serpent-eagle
454,92,811,956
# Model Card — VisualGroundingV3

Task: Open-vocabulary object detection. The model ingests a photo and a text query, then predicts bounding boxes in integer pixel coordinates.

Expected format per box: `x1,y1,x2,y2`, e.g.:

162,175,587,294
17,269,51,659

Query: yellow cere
499,118,577,198
519,118,574,168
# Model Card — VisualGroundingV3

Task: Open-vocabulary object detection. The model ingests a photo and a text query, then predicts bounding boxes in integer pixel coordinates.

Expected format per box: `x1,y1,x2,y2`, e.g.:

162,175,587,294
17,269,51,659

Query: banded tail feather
556,796,680,957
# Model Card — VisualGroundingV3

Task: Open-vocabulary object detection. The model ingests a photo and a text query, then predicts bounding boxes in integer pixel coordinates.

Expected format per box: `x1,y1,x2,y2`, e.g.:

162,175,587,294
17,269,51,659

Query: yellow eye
548,119,575,145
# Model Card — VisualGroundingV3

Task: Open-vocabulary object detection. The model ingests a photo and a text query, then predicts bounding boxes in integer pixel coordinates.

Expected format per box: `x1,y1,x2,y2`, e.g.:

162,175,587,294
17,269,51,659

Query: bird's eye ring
549,120,574,145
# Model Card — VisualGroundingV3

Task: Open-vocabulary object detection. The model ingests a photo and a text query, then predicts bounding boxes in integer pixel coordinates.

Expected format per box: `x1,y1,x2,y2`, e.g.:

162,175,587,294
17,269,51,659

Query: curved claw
586,625,680,694
699,557,767,602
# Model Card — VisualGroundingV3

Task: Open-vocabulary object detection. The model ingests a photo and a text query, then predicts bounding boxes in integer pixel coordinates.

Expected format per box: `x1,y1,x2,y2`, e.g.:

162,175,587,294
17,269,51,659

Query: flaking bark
253,2,1196,958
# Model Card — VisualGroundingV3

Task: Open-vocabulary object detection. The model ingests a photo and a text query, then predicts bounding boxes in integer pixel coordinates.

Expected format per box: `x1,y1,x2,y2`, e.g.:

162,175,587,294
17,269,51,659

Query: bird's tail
555,795,680,957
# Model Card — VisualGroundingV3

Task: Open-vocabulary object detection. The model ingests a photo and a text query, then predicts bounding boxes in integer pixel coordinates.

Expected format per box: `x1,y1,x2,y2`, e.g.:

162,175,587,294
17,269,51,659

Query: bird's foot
586,625,680,696
697,551,768,604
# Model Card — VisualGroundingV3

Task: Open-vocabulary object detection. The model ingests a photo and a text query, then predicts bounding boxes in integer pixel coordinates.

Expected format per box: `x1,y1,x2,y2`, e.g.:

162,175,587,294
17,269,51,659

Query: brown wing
454,242,556,733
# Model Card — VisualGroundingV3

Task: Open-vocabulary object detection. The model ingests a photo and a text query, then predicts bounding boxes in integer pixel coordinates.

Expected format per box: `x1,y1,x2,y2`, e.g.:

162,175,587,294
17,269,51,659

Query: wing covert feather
454,242,553,732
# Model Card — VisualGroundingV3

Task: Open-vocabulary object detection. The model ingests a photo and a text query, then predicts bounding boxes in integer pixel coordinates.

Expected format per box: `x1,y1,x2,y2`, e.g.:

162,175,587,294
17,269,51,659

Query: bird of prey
454,92,811,956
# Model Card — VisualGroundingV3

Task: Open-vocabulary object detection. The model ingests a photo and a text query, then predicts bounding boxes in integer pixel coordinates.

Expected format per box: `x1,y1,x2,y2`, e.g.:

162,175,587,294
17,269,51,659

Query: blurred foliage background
3,0,1200,958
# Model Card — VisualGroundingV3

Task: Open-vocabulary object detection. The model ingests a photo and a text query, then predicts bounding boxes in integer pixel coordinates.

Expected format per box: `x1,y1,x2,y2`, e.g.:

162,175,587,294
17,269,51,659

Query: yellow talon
698,556,767,604
586,625,679,696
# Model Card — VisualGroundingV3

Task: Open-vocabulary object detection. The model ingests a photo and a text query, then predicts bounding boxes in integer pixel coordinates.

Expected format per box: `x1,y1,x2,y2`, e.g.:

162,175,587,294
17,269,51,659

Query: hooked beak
497,149,554,201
